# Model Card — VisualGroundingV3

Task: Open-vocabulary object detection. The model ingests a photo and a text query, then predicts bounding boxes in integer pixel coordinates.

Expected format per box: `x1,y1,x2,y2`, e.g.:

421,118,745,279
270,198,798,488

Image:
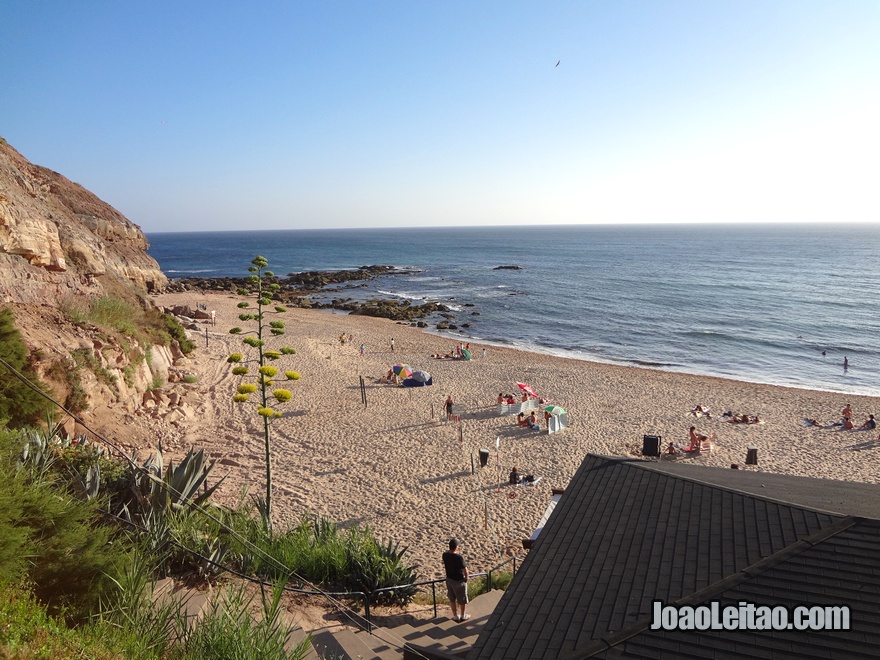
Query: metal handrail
365,555,524,632
272,556,525,634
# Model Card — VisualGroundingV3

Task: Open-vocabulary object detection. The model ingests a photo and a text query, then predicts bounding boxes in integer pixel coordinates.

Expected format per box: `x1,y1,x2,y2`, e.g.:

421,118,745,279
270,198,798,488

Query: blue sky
3,1,878,232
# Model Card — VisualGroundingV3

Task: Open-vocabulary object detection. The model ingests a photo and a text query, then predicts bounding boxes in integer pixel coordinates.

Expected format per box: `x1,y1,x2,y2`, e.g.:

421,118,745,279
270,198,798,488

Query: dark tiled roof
470,456,880,660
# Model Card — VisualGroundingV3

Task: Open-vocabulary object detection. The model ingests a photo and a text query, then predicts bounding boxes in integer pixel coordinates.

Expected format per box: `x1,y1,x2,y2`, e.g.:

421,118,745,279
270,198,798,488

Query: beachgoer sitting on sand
516,412,528,427
666,442,678,455
506,395,516,405
859,414,877,430
528,412,540,431
509,467,521,485
843,418,855,430
498,393,505,405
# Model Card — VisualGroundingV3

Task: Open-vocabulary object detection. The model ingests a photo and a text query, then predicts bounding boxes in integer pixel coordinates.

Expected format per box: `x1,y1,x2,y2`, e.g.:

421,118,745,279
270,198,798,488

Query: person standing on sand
390,337,395,352
445,394,454,421
359,344,365,356
842,404,852,423
442,538,469,621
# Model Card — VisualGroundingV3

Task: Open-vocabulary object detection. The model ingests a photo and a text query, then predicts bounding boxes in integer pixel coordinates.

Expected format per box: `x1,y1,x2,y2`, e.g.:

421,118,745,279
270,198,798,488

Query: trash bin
746,447,758,465
642,435,661,457
478,449,490,467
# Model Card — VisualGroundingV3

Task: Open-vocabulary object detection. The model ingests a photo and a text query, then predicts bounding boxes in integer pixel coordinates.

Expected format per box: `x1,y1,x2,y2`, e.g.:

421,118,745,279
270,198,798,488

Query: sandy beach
146,291,880,578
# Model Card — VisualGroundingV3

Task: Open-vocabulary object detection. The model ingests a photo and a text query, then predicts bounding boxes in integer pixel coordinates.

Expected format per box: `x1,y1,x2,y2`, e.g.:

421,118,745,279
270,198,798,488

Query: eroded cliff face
0,138,184,441
0,138,166,304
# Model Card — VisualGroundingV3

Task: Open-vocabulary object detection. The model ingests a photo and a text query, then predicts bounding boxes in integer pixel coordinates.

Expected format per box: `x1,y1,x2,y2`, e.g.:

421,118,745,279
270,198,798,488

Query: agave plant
124,446,226,523
344,531,419,605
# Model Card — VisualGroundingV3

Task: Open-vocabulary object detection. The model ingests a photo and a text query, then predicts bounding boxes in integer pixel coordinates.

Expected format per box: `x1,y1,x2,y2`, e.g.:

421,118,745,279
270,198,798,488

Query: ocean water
147,224,880,397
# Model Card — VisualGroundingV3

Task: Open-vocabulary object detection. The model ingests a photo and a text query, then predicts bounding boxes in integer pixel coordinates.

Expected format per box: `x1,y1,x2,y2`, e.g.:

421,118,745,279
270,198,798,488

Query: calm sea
147,224,880,397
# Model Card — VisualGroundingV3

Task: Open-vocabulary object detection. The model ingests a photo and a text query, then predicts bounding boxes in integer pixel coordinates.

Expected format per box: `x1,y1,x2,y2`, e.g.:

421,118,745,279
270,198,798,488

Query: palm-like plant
228,256,300,529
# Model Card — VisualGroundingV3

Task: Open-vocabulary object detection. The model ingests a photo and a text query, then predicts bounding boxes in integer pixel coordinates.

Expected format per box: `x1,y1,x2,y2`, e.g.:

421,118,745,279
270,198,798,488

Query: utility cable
0,355,432,657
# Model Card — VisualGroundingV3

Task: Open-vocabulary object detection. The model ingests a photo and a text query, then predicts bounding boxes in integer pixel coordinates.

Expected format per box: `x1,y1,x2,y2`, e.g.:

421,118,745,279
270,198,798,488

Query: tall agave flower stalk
228,256,300,529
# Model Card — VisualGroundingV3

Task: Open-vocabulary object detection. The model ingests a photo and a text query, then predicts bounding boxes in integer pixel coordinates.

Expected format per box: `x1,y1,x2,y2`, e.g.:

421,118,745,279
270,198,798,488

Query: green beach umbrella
544,405,566,415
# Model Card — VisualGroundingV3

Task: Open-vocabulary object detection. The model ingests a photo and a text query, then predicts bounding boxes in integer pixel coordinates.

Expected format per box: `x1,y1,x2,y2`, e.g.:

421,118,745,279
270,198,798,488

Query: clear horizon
3,1,879,233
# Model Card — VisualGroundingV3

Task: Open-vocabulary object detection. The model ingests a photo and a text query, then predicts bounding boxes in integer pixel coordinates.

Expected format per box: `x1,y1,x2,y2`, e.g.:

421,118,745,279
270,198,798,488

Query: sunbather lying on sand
726,413,761,424
691,404,711,418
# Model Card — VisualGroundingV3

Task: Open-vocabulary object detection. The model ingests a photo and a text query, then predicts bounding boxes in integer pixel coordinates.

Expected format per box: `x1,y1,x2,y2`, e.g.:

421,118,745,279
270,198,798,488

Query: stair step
285,626,320,659
311,627,403,660
382,589,505,656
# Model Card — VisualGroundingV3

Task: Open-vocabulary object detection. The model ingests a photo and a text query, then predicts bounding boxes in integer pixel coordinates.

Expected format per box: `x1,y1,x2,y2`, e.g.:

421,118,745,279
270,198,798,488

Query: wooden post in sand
495,436,501,490
205,327,208,348
359,376,367,407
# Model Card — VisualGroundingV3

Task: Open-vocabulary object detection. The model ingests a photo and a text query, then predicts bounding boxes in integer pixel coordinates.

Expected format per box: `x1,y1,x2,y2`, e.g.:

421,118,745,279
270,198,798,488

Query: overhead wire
0,355,433,658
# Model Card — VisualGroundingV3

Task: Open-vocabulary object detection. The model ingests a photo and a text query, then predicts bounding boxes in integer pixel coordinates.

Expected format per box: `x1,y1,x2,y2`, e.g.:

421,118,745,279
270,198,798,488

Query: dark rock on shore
493,265,522,270
167,266,459,323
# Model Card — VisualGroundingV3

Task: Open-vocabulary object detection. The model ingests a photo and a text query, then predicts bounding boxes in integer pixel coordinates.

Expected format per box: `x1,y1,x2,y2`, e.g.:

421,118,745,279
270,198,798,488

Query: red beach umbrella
516,382,538,398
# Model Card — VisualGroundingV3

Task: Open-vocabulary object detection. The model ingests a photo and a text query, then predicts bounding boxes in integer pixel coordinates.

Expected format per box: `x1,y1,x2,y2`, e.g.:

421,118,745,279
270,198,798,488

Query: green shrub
0,581,125,659
174,583,311,660
0,430,124,621
0,308,54,427
231,513,419,605
162,314,195,354
88,296,139,336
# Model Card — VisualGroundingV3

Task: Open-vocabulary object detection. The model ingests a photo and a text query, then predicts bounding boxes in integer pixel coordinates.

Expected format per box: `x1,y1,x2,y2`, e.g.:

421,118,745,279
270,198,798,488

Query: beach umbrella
411,370,432,383
461,348,472,360
544,405,566,415
516,382,538,398
392,363,412,378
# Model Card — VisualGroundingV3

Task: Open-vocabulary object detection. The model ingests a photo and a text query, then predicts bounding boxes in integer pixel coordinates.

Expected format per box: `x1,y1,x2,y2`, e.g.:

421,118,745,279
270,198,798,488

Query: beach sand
148,291,880,578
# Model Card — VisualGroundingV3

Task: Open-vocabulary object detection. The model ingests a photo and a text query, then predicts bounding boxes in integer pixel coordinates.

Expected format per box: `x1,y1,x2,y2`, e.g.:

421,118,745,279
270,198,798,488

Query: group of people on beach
805,403,876,433
839,403,874,431
514,411,544,431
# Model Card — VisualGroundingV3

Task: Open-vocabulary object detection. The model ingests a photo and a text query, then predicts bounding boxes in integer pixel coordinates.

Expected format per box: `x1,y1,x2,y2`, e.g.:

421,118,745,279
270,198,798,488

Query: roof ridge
614,454,860,518
558,514,864,659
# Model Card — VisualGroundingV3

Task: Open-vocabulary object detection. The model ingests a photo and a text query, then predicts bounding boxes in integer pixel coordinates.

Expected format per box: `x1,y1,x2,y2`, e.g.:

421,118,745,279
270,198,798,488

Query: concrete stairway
309,590,504,659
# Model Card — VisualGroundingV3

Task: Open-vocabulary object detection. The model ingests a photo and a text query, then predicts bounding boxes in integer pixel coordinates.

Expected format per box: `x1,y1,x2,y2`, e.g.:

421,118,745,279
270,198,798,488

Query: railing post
364,593,372,633
432,582,437,619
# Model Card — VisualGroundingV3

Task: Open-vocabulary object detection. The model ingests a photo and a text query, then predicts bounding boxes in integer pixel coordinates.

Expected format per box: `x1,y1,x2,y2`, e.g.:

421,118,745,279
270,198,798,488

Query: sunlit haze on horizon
2,1,878,232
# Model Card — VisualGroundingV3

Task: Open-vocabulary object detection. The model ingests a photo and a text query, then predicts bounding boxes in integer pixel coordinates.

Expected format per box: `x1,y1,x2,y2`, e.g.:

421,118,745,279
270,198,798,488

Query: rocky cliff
0,138,166,304
0,138,187,441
